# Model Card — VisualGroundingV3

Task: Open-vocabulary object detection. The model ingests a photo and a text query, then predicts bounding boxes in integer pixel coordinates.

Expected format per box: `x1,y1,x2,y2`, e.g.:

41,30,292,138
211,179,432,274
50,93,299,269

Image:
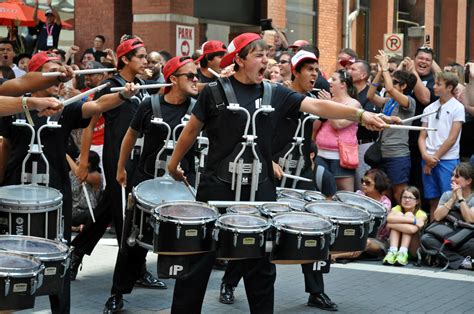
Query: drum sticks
62,82,110,106
81,183,96,223
110,83,172,92
282,173,313,182
401,111,437,124
383,124,437,131
42,68,116,77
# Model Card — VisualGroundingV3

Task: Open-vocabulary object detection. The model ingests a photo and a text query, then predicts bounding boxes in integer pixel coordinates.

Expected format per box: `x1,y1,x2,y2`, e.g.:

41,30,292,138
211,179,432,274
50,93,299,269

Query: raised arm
81,83,138,119
116,128,139,187
377,50,410,108
367,68,387,107
47,0,62,25
33,0,39,25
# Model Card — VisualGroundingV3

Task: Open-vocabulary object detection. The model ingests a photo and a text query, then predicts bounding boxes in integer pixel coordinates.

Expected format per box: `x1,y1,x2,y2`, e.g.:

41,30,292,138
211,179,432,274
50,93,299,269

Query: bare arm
116,128,139,187
329,99,361,129
47,0,62,25
0,138,10,184
412,71,431,105
465,63,474,111
367,70,387,107
432,121,462,160
0,70,73,97
33,0,39,24
168,115,204,181
76,115,99,182
81,83,137,119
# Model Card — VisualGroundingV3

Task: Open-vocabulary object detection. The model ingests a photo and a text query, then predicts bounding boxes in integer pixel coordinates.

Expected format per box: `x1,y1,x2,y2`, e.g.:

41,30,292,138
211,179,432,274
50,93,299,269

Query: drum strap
151,93,162,119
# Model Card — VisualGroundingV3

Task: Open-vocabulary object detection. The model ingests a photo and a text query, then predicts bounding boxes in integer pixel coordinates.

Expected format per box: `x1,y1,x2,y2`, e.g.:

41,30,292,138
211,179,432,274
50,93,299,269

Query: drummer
0,50,139,313
102,56,198,313
167,32,386,313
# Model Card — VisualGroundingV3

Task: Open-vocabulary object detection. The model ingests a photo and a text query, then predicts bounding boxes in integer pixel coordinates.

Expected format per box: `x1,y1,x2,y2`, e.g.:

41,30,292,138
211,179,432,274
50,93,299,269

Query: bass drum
305,201,372,252
333,191,386,238
0,235,70,296
271,212,333,264
214,213,271,259
0,185,63,240
0,251,44,311
153,201,218,255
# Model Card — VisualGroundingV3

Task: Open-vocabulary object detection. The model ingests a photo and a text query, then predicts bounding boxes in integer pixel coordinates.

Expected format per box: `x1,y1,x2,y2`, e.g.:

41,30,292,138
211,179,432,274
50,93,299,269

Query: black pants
172,252,276,314
421,233,474,269
222,260,243,287
111,243,149,295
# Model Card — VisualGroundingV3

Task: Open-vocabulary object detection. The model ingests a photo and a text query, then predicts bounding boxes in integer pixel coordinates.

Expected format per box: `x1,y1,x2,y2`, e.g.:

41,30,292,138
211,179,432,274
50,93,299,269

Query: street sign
384,33,404,55
176,25,195,57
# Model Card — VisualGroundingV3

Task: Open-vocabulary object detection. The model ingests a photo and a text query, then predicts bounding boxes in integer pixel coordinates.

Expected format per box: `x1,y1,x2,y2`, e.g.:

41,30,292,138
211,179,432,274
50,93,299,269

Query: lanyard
46,23,54,36
383,98,398,116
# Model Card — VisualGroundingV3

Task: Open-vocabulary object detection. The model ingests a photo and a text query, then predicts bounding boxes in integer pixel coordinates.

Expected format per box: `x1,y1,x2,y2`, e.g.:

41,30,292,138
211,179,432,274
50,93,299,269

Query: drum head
227,205,259,215
218,214,269,229
134,178,195,208
278,189,303,199
303,190,326,201
261,203,291,215
273,212,332,233
278,197,306,211
0,185,62,207
0,235,68,262
157,202,217,221
0,251,42,275
334,191,386,217
305,201,371,221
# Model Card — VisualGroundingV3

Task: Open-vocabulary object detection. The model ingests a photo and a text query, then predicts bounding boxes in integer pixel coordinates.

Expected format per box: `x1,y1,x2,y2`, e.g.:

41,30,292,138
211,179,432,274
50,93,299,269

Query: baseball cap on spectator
220,33,262,68
162,56,194,94
288,40,310,50
28,51,61,72
196,40,227,62
45,9,54,16
291,50,318,71
85,60,106,70
116,38,145,59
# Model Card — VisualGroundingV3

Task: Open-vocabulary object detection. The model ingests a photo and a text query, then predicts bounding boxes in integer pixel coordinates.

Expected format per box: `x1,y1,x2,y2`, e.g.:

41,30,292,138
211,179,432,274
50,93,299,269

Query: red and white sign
176,25,195,57
383,33,404,55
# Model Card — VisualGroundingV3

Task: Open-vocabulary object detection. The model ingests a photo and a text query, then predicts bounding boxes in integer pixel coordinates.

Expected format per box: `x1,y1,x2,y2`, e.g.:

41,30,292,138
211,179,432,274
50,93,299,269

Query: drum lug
127,228,139,247
320,236,325,250
297,233,302,250
176,224,182,239
360,224,365,239
330,227,336,245
154,222,160,236
233,231,238,247
61,250,72,278
275,230,280,245
369,217,375,234
212,228,219,241
30,277,37,295
259,233,265,247
4,277,10,296
202,224,207,239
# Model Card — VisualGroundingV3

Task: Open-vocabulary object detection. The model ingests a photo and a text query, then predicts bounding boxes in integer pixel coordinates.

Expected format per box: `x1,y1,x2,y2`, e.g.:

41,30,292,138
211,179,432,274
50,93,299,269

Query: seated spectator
66,152,103,232
420,162,474,270
383,186,428,266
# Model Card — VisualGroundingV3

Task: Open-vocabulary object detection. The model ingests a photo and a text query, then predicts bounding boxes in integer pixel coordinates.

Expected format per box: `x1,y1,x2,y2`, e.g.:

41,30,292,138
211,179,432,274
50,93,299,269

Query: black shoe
213,259,228,271
219,283,234,304
135,271,167,289
70,252,83,281
307,293,338,311
103,294,123,313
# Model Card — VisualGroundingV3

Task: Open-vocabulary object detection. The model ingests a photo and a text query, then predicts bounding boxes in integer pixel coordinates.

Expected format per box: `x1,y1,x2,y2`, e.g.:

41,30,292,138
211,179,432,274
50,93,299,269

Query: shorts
381,156,411,185
421,159,459,199
316,156,355,178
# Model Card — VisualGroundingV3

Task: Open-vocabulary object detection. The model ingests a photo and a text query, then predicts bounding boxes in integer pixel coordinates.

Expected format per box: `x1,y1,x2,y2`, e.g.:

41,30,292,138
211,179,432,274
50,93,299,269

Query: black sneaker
135,271,167,289
70,252,83,281
307,292,338,311
103,294,123,314
219,283,234,304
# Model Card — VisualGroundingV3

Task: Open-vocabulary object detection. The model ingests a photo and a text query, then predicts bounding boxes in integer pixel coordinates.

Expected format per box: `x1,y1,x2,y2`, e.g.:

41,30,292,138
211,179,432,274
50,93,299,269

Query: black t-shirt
357,85,380,141
34,22,61,51
197,68,217,84
130,95,195,185
95,75,150,183
83,48,107,62
314,72,330,92
193,76,305,201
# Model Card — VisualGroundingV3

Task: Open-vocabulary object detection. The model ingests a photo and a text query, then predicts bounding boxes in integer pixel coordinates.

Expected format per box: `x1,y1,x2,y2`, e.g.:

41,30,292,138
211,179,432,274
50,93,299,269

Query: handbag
338,141,359,169
364,133,382,168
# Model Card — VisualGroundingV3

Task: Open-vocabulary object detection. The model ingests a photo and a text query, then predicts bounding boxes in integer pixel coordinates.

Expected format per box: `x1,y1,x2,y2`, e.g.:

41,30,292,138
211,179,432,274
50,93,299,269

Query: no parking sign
383,33,404,55
176,25,195,57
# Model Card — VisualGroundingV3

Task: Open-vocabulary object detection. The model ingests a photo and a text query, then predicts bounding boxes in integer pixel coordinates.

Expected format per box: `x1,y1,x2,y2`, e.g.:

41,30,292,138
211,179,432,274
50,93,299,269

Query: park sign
176,25,195,57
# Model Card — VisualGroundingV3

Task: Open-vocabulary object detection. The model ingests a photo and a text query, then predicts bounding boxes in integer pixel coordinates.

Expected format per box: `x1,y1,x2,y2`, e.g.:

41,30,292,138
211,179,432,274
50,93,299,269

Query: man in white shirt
418,72,465,219
0,40,26,78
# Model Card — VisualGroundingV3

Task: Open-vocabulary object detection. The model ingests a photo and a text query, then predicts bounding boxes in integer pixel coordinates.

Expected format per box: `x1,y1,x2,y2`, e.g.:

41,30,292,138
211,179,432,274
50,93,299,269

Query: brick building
74,0,474,73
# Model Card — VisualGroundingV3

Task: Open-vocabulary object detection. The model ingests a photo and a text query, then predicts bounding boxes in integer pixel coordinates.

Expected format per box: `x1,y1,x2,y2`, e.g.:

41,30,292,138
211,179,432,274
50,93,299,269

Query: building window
286,0,317,45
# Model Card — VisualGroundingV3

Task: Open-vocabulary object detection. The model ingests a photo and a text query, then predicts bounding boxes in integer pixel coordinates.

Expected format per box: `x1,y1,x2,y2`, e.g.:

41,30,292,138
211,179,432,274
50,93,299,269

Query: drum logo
13,283,28,293
185,229,198,237
304,240,317,247
344,229,356,236
243,237,255,245
15,217,25,235
45,267,57,276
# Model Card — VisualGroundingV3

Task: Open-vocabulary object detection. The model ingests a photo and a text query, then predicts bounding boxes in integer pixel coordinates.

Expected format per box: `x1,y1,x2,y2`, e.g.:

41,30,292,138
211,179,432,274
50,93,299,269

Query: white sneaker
460,256,472,270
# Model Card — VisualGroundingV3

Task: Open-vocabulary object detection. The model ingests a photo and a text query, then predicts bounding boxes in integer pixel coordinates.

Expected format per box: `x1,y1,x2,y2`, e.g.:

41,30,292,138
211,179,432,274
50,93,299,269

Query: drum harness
209,78,274,201
195,132,209,188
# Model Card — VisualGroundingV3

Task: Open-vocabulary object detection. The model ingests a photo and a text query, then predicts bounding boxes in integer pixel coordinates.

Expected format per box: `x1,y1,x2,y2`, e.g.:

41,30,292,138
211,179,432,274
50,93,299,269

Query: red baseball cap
196,40,227,62
220,33,262,68
291,50,318,71
116,38,145,59
288,39,310,50
162,56,194,94
28,51,61,72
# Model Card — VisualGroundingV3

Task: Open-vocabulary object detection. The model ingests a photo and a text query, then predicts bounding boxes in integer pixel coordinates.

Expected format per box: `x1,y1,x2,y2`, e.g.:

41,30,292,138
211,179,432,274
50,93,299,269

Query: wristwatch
459,198,465,203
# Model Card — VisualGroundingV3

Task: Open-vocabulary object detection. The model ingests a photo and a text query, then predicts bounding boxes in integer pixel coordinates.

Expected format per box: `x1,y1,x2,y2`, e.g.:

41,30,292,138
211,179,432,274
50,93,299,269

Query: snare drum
277,189,304,199
213,214,271,259
227,204,260,215
271,212,333,264
277,197,306,211
334,191,386,238
260,203,291,218
153,201,218,255
132,178,195,250
303,190,327,202
0,235,70,296
0,251,44,311
0,185,63,240
305,201,372,252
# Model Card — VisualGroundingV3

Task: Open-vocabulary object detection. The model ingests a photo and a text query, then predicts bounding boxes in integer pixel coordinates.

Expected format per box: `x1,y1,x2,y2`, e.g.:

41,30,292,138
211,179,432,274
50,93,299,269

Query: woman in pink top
314,69,361,191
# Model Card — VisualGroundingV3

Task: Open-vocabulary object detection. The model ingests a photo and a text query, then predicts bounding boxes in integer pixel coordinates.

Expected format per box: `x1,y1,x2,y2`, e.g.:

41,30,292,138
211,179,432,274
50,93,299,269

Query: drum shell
134,202,154,251
214,227,268,259
0,252,44,311
0,210,60,240
153,219,215,254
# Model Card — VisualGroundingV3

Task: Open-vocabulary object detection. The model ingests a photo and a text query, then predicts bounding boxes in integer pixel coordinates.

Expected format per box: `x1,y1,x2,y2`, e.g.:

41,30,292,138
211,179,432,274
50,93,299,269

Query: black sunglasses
173,72,198,80
278,60,289,65
417,46,433,53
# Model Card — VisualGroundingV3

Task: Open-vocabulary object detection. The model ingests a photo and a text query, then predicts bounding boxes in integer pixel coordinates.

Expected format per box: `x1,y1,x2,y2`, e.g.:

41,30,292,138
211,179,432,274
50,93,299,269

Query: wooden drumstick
183,177,197,199
63,82,110,106
121,185,126,219
42,68,116,77
81,183,96,223
208,68,220,78
282,173,313,182
110,83,172,92
384,124,437,131
401,111,437,124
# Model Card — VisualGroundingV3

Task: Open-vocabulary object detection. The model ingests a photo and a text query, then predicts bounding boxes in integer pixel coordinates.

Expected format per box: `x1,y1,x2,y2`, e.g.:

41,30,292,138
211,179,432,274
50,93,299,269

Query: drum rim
272,212,333,234
0,202,63,212
154,201,218,223
333,191,387,216
0,235,70,262
303,190,327,201
226,205,260,215
0,251,44,277
0,185,63,206
278,189,304,198
277,197,307,211
134,178,195,207
305,201,373,222
216,213,271,232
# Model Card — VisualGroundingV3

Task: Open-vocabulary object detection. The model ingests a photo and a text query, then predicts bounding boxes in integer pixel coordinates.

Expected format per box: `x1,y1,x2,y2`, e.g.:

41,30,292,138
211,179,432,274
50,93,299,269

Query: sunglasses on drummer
173,72,199,80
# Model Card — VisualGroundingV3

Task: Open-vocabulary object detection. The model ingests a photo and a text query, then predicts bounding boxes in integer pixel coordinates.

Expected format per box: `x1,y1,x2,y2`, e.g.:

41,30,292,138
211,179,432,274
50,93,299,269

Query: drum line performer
0,50,139,313
167,32,385,313
103,55,199,313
